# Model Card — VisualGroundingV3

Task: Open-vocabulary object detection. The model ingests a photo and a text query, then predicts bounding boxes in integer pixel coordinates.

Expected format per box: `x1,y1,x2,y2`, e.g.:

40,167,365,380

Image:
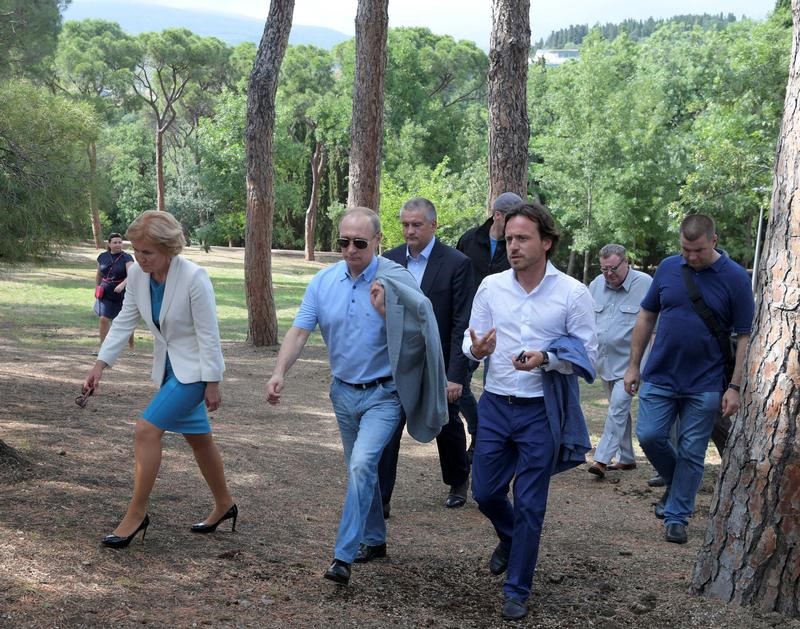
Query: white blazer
98,255,225,385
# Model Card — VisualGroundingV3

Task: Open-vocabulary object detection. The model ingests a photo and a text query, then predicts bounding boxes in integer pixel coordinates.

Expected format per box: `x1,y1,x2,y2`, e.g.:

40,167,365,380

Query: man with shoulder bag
623,214,754,545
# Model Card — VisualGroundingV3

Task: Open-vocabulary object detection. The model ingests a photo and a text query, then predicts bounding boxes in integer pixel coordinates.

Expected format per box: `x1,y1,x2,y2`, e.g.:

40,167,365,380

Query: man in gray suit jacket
379,197,474,514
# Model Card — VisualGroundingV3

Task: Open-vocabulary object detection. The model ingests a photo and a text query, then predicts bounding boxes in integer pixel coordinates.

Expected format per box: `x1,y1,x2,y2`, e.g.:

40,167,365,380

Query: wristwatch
728,383,741,392
540,351,550,367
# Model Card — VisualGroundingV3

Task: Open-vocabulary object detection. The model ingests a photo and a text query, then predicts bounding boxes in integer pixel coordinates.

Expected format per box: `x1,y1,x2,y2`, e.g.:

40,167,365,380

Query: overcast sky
71,0,776,47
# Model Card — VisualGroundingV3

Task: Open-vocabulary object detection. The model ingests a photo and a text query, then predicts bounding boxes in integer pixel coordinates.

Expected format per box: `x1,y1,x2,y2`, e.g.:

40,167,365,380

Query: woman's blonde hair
126,211,186,256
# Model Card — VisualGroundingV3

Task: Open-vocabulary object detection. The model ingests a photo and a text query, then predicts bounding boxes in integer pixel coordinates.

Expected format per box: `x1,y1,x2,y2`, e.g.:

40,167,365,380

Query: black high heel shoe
190,504,238,533
102,514,150,549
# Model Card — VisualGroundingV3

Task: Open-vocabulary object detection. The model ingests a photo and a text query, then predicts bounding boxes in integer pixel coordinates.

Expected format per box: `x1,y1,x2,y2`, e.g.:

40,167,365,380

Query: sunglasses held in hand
75,386,94,408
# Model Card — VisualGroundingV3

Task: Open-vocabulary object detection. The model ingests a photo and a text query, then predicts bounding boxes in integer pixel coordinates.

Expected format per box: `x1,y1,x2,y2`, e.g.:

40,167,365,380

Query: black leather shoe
501,597,528,620
648,474,666,487
665,523,688,544
654,486,670,519
354,542,387,563
489,542,510,575
445,480,469,508
191,504,238,533
323,559,351,584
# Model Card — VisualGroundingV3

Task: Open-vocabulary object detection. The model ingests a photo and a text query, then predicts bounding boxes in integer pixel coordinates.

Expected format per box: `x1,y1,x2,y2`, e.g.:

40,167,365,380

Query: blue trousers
472,392,554,603
329,378,402,563
635,382,721,527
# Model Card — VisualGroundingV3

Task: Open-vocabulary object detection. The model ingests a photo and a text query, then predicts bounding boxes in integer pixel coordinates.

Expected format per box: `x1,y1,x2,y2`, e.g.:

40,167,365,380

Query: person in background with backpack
623,214,754,545
94,233,135,355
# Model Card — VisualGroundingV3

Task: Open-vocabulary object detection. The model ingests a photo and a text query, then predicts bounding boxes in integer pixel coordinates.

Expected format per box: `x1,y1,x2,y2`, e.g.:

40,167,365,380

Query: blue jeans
635,382,721,527
472,392,554,603
329,378,403,563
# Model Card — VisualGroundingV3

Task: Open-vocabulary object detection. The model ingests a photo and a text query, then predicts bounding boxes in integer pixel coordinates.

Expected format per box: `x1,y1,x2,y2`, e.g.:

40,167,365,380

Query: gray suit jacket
375,257,448,442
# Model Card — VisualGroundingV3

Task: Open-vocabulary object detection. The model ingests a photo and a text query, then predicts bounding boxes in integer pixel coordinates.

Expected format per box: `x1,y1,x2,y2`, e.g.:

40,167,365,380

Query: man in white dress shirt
463,202,597,620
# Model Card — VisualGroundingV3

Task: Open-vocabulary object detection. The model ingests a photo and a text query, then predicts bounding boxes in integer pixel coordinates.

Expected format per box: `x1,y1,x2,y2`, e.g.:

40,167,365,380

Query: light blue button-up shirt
293,256,391,383
405,236,436,286
588,268,652,381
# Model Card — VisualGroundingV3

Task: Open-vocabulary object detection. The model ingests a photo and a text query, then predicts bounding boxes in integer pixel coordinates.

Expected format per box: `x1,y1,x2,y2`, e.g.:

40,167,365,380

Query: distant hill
533,13,740,49
62,1,351,48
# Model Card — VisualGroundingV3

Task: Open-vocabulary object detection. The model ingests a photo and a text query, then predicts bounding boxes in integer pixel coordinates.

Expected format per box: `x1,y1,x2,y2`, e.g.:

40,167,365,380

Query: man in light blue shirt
587,244,652,479
266,207,426,586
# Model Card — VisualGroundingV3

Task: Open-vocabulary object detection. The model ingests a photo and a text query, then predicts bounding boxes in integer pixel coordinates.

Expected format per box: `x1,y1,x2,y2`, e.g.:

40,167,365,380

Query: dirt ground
1,250,797,628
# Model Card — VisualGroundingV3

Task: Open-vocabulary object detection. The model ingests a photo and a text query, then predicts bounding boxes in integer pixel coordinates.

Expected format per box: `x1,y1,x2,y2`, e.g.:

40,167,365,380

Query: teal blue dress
142,277,211,434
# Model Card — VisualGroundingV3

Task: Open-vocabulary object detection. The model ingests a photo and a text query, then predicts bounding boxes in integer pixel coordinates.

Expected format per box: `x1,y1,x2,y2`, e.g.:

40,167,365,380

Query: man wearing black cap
457,192,524,293
456,192,524,458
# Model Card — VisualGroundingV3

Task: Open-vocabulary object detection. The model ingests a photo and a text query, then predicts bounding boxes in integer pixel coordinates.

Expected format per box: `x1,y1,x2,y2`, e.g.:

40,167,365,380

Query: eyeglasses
75,387,94,408
600,262,625,273
337,237,370,250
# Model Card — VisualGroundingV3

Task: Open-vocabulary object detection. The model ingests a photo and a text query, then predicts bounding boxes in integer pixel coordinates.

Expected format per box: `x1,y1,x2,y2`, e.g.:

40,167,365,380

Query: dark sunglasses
337,237,370,250
75,387,94,409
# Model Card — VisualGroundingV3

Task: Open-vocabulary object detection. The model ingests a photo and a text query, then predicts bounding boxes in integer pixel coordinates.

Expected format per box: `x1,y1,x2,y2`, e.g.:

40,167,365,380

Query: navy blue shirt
641,254,754,394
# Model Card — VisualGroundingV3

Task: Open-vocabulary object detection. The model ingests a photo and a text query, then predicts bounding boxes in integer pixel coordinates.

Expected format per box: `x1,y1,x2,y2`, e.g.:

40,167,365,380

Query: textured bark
691,1,800,615
244,0,295,346
346,0,388,210
155,128,165,211
87,141,102,249
487,0,530,208
304,141,326,262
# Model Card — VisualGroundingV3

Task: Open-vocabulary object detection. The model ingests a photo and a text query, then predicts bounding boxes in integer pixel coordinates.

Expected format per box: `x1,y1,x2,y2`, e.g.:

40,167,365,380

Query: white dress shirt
463,262,597,397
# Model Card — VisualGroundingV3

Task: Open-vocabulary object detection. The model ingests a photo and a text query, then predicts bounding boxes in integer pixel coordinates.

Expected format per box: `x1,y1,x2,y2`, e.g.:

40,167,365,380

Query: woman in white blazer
83,211,237,548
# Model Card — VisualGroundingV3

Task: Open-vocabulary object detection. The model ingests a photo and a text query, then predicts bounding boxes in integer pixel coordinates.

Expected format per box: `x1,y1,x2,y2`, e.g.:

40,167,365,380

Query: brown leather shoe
588,462,607,478
607,461,637,471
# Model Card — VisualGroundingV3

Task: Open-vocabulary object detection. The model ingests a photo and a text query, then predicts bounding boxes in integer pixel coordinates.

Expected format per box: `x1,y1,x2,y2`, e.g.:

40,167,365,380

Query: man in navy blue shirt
624,214,754,544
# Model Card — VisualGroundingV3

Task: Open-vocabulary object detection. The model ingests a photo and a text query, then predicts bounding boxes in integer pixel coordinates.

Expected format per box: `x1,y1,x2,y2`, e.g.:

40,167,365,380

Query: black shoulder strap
680,265,732,363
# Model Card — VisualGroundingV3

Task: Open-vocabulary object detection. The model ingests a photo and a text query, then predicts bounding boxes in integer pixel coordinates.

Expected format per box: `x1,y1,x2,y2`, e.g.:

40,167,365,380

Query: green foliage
196,90,306,248
380,158,486,250
55,19,138,110
0,0,69,80
530,14,790,273
382,28,488,176
0,79,96,260
102,114,157,225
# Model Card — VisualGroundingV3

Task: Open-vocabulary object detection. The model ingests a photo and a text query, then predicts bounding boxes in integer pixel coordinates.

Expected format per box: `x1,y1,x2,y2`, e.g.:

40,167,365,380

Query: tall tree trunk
87,141,102,248
347,0,388,210
244,0,295,347
487,0,530,208
304,141,326,261
583,183,592,284
155,126,165,212
691,0,800,615
566,249,577,277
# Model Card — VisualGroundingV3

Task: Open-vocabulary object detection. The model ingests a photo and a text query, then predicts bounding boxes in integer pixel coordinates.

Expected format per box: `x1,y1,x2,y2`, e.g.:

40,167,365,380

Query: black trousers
378,403,469,506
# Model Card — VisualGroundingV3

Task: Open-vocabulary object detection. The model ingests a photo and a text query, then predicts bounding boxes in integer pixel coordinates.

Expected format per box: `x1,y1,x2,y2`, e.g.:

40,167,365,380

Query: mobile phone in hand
516,350,527,363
